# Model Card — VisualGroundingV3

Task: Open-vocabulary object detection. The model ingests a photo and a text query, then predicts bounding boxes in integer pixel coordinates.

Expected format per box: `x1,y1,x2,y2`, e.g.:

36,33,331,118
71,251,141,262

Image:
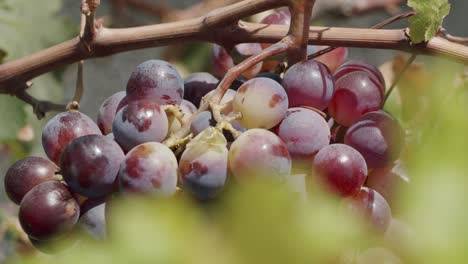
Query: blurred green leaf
408,0,450,43
0,96,27,141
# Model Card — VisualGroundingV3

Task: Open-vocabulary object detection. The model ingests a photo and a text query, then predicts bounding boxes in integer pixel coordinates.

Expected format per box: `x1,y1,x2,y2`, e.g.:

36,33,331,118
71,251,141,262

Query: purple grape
229,129,291,182
184,72,219,107
329,71,384,127
60,134,125,198
97,91,126,135
345,111,404,168
112,99,169,152
233,77,288,129
119,142,178,195
335,61,386,89
79,198,106,240
179,127,228,200
190,111,215,136
342,187,392,234
126,60,184,105
19,181,80,240
211,44,235,79
313,144,367,197
282,59,335,110
42,111,101,164
4,157,60,205
276,107,330,160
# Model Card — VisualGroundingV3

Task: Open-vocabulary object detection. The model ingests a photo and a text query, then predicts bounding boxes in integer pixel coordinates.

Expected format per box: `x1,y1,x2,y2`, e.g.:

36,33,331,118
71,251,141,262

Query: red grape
344,110,404,168
19,181,80,240
329,71,384,126
42,111,101,164
97,91,126,135
282,59,335,110
126,60,184,105
313,144,367,197
119,142,178,195
276,107,330,160
60,134,125,198
113,99,169,152
4,157,59,205
334,61,386,89
342,187,392,234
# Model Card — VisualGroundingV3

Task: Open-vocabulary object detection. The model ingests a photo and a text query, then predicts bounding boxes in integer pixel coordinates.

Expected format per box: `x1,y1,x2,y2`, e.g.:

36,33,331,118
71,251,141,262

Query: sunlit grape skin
119,142,178,196
4,157,59,205
329,71,384,127
19,181,80,241
113,99,169,152
313,144,367,197
126,60,184,105
60,135,125,198
276,107,330,160
345,111,404,168
179,127,228,200
342,187,392,234
334,61,386,89
42,111,101,164
97,91,126,135
168,100,197,133
229,129,291,182
260,8,291,49
183,72,218,107
282,59,335,110
233,77,288,129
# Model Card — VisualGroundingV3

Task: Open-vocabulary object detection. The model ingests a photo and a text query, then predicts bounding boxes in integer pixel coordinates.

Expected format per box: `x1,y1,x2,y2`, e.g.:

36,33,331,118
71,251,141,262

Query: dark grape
42,111,101,164
256,72,283,84
329,71,384,127
79,198,106,240
179,127,228,200
4,157,59,205
282,59,335,110
97,91,126,135
276,107,330,160
313,144,367,197
60,134,125,198
183,72,218,107
233,77,288,129
344,110,404,168
126,60,184,105
119,142,178,195
190,111,216,136
229,129,291,182
342,187,392,234
334,61,386,89
113,99,169,152
19,181,80,240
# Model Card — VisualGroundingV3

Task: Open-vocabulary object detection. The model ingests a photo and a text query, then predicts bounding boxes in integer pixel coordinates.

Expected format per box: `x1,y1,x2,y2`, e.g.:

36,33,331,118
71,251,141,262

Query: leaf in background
407,0,451,43
0,0,74,150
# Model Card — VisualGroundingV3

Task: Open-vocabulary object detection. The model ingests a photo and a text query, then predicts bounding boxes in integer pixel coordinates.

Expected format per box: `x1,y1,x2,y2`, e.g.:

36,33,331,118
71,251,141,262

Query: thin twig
15,90,66,119
439,27,468,45
307,11,415,60
72,61,84,103
384,54,417,103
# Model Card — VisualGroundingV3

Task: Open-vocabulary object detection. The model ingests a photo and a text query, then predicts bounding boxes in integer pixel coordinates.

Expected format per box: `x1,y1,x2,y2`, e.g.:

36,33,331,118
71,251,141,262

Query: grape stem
1,0,468,117
439,27,468,45
384,54,417,104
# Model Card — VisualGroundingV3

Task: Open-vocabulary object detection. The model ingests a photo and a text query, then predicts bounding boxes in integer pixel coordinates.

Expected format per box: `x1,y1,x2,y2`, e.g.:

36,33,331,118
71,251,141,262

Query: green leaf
408,0,451,43
0,95,27,141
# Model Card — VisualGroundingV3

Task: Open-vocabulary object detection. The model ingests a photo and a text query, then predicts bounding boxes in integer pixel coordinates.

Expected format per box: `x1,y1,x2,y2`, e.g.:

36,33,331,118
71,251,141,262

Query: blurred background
0,0,467,263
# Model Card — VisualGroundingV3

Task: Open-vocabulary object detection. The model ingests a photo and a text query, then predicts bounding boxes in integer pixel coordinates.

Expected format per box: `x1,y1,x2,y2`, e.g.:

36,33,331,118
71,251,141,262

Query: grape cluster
3,8,408,255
